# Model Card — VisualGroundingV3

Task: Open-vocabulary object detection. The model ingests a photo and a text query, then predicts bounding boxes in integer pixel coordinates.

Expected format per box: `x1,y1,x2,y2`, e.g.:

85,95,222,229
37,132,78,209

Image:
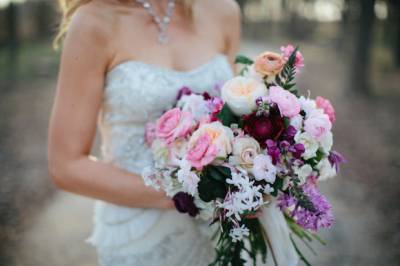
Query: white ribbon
259,200,299,266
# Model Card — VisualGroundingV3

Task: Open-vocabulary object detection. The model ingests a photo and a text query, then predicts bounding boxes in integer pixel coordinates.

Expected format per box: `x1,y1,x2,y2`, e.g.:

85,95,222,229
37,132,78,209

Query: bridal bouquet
142,45,345,266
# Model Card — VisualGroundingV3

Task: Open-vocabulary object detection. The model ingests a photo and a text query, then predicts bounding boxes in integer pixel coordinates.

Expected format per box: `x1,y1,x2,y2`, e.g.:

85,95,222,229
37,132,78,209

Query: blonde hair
53,0,195,49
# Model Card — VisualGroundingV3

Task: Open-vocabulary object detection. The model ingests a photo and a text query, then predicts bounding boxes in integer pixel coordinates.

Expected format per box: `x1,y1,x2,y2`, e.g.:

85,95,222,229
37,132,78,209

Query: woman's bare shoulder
66,0,118,46
201,0,240,21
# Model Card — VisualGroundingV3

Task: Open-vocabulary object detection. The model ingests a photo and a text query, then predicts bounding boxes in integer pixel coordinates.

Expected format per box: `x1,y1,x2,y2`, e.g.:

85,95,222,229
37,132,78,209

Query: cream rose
221,76,267,116
187,121,234,160
229,137,261,169
254,52,285,77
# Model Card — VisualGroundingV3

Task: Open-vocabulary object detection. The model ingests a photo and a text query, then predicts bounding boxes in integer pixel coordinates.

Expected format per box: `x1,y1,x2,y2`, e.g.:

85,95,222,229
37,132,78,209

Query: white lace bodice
87,54,234,260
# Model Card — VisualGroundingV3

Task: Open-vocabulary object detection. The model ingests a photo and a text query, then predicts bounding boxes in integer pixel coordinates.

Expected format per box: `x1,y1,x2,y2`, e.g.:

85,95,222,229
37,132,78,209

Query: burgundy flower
176,86,192,100
243,112,285,147
172,192,199,217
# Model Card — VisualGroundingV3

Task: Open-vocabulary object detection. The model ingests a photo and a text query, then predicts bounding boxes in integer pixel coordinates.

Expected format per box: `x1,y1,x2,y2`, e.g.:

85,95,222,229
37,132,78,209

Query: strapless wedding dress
87,53,299,266
87,54,233,266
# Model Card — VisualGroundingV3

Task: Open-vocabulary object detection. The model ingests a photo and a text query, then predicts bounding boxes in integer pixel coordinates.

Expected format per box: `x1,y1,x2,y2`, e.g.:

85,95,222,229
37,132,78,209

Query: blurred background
0,0,399,265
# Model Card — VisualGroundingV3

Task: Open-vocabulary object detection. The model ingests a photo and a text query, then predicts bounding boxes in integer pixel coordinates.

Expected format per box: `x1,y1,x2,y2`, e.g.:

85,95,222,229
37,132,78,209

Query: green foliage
198,165,231,202
285,213,327,266
235,55,254,65
276,47,300,96
270,177,284,197
217,104,240,127
304,149,325,168
209,219,268,266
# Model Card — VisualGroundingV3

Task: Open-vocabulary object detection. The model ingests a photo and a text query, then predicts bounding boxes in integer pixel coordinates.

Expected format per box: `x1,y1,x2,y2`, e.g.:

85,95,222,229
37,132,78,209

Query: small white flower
319,131,333,154
317,158,336,181
252,154,277,183
263,184,274,194
177,160,200,196
293,164,313,184
141,166,161,190
290,114,304,130
151,139,170,164
229,224,250,242
177,94,210,121
299,96,323,118
294,132,319,160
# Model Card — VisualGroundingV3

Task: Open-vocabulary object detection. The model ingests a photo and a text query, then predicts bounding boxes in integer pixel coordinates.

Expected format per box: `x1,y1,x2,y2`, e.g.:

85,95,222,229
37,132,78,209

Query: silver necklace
135,0,176,44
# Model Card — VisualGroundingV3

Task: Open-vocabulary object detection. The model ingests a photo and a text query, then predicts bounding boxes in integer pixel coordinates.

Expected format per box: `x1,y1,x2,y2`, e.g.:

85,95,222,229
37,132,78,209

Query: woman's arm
221,0,241,71
47,8,173,209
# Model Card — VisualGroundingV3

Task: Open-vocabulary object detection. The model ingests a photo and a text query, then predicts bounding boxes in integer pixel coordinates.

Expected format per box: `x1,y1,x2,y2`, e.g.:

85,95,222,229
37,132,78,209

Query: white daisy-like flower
229,224,250,242
177,160,200,196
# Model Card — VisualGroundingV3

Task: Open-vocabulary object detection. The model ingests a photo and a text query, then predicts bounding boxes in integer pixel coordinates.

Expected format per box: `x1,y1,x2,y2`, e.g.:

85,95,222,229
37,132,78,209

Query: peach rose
254,52,285,77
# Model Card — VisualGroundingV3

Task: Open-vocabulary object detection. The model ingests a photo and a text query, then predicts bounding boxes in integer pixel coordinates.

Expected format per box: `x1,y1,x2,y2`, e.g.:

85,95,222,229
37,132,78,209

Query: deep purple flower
278,183,334,231
176,86,192,100
266,139,281,165
289,143,305,159
328,151,346,172
282,125,297,142
243,112,285,148
279,140,291,151
172,192,199,217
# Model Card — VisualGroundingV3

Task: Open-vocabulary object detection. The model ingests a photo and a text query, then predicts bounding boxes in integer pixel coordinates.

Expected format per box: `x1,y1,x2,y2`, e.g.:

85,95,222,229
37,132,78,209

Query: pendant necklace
135,0,176,44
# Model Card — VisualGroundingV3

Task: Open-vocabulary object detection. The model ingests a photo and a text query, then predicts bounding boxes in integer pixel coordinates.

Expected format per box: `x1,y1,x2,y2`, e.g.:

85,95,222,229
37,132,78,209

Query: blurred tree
353,0,376,94
5,2,19,83
387,0,400,67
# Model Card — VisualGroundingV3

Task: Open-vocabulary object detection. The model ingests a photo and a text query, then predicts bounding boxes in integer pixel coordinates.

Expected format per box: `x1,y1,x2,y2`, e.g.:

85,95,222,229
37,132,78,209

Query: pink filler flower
280,44,305,72
316,96,336,123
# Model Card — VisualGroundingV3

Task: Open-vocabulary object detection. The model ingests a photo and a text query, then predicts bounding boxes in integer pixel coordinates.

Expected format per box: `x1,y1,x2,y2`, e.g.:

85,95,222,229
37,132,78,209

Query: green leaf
216,104,239,126
198,166,229,202
270,177,284,196
235,54,254,65
290,235,313,266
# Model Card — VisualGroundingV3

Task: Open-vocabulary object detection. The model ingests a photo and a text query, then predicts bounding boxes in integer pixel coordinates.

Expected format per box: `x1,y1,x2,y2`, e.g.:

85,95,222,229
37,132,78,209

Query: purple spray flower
328,151,346,172
278,182,334,231
282,125,297,142
172,192,199,217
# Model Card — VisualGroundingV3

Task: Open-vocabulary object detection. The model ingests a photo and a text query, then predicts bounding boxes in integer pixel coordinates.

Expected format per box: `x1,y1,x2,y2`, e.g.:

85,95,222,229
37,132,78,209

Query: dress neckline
106,53,230,78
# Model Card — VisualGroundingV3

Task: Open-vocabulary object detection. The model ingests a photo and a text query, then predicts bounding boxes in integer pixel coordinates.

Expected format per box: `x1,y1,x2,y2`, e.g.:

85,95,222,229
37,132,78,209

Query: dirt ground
0,38,399,266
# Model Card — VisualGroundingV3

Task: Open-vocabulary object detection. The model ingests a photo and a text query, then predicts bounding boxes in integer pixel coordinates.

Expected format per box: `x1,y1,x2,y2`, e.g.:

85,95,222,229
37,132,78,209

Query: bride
48,0,240,265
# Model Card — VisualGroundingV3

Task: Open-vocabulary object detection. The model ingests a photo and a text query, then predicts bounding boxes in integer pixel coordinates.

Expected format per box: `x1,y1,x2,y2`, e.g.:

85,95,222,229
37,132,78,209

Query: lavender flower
266,139,281,165
278,183,334,231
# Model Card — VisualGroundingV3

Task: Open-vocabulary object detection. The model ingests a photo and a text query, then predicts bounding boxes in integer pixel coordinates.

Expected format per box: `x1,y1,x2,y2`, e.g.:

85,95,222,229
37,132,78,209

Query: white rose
221,76,268,116
319,131,333,154
317,158,336,181
294,132,319,160
151,139,170,164
177,94,210,121
188,121,234,159
229,137,261,169
294,164,313,184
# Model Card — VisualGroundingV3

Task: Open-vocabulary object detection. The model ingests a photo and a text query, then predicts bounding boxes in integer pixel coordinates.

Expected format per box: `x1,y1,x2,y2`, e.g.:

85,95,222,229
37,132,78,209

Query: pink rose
316,96,336,123
268,86,301,118
156,108,193,143
144,122,157,146
280,44,304,72
186,134,218,170
254,52,285,77
304,113,332,141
